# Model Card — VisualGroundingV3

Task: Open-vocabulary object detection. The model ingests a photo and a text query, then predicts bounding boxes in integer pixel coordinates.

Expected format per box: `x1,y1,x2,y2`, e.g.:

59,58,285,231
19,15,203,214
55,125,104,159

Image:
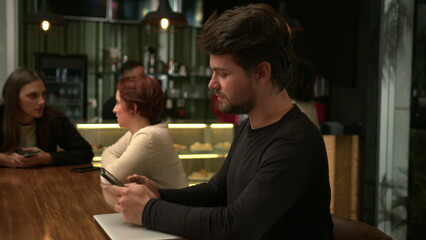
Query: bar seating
332,214,393,240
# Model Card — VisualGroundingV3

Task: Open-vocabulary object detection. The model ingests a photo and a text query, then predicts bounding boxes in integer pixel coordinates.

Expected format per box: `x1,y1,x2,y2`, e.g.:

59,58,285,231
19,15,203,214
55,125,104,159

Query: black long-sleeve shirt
143,106,333,239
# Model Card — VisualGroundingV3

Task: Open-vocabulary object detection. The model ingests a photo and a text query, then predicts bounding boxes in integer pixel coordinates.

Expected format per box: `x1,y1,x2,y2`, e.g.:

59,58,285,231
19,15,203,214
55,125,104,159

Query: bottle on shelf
165,98,174,121
165,80,175,121
168,59,176,75
61,68,68,82
175,98,186,119
147,47,156,74
176,83,191,119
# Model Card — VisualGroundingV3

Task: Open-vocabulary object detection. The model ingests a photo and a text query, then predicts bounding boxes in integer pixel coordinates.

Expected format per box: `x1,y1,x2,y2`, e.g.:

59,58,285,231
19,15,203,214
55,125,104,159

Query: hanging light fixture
278,2,303,37
141,0,187,30
23,0,64,32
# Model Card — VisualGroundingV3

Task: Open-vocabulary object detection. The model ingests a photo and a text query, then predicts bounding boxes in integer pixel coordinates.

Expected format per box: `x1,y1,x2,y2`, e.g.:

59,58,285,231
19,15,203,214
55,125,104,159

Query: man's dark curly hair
197,3,293,91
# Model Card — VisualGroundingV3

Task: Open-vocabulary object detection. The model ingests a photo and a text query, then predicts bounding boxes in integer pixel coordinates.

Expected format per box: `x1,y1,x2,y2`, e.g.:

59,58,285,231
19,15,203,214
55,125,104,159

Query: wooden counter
323,135,360,220
0,164,114,240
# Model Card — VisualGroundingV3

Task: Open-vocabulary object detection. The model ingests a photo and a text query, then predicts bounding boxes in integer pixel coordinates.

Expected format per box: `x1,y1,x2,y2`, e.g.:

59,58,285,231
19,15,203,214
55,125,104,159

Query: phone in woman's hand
15,149,41,157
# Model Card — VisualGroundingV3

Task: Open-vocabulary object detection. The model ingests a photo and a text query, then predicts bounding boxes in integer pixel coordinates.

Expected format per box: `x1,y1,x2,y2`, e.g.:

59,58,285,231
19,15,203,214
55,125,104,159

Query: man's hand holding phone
100,169,159,198
102,181,158,226
100,167,124,186
100,169,159,225
127,174,160,198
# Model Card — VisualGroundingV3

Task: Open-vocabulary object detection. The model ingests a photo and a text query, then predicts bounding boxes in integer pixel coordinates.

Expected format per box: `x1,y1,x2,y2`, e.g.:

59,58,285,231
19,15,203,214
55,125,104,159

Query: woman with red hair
100,75,188,207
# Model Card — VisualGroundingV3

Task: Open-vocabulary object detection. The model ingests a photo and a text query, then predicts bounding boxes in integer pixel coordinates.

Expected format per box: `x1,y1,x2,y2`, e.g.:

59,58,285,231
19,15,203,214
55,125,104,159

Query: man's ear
256,61,271,85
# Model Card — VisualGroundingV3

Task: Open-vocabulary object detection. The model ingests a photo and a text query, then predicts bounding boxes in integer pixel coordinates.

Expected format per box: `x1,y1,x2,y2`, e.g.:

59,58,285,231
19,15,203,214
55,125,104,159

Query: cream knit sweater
101,122,188,206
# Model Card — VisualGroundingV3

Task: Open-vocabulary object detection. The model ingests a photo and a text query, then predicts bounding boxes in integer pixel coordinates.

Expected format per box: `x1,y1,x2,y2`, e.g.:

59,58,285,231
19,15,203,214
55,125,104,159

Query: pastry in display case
188,168,214,182
189,142,213,152
214,141,232,153
173,143,188,153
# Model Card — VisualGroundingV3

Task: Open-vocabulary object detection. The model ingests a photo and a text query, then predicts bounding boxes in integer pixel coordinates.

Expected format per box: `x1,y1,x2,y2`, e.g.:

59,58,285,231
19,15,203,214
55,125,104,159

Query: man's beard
216,95,253,114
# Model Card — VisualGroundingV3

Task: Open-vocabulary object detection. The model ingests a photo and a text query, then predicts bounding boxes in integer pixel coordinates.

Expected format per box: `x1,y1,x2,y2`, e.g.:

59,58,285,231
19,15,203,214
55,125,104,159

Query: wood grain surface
0,164,114,240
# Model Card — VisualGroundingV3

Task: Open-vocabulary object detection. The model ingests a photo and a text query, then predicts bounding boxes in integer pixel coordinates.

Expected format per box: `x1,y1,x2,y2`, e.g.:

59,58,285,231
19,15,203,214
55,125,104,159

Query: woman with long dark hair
0,67,93,167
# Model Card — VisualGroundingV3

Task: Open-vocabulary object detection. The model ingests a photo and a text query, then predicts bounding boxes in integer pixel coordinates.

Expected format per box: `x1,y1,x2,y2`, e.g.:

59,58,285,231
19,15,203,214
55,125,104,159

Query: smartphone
100,167,124,186
15,149,41,157
71,166,101,173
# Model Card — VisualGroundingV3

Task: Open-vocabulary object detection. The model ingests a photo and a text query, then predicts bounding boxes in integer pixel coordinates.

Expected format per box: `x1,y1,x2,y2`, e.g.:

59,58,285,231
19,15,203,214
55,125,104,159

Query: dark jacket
0,105,93,166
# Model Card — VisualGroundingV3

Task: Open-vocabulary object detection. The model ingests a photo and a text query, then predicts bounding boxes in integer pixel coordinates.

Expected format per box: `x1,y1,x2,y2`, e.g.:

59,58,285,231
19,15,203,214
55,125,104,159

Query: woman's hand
0,152,23,167
12,147,53,168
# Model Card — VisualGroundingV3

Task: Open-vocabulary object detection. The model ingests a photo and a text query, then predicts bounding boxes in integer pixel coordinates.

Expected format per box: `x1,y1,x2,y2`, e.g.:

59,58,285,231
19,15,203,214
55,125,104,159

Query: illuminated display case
77,123,234,184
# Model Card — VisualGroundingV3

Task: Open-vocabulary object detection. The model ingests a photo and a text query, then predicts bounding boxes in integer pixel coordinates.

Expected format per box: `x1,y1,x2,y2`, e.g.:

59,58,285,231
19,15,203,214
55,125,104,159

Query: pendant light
278,2,303,36
141,0,187,30
23,0,64,32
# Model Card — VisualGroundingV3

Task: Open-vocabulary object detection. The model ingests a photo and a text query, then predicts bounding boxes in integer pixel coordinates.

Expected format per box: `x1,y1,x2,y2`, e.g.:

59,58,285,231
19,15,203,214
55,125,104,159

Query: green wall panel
18,0,212,121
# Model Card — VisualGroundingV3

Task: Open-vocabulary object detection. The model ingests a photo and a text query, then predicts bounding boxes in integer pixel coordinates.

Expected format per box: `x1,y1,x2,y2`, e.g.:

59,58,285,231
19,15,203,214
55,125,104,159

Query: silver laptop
94,213,181,240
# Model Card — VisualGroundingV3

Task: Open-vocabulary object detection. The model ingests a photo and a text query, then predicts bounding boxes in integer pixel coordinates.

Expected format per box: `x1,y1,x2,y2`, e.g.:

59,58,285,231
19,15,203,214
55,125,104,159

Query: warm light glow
179,154,225,159
92,154,227,162
41,20,50,31
77,123,121,129
92,161,102,167
77,123,212,129
160,18,170,29
210,123,234,129
168,124,207,129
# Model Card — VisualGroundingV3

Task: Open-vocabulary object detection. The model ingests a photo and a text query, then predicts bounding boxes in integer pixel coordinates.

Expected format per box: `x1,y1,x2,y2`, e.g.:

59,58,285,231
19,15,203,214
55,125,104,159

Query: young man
102,60,144,120
103,3,333,239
